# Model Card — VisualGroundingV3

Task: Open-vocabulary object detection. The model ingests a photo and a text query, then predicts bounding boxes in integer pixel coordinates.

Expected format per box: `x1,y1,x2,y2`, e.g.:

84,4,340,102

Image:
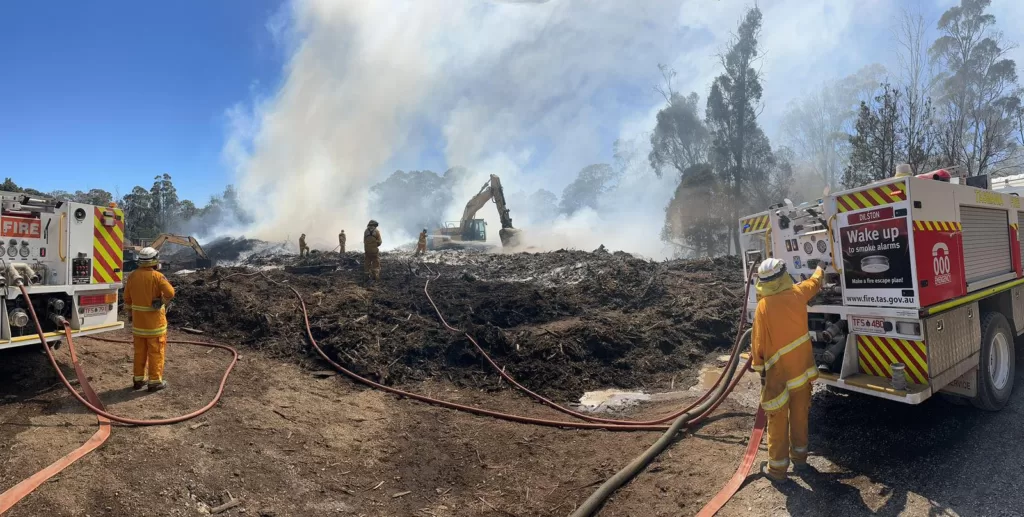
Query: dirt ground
2,248,1024,516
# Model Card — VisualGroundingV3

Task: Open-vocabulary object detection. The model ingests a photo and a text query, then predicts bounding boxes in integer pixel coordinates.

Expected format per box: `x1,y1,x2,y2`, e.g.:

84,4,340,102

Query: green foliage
649,91,709,178
705,6,773,253
559,164,619,215
930,0,1020,175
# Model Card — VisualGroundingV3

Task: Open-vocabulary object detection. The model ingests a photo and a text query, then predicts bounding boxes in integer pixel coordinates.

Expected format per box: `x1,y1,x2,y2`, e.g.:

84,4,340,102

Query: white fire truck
0,192,124,351
740,169,1021,410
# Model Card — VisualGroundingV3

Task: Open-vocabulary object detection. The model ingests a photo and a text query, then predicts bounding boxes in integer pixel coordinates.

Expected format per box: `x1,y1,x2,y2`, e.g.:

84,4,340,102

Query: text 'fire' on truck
0,192,124,351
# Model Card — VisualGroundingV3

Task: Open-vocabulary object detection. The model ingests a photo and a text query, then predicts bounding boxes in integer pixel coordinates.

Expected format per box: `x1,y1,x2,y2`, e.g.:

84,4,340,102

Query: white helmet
757,258,787,282
894,163,912,178
138,247,160,266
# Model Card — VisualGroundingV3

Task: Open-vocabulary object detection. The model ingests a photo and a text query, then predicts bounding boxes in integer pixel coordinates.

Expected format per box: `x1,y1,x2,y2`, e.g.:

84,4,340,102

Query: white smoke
223,0,887,255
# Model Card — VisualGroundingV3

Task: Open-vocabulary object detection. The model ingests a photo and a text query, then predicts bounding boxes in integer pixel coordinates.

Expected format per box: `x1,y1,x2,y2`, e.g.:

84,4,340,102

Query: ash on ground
166,241,744,401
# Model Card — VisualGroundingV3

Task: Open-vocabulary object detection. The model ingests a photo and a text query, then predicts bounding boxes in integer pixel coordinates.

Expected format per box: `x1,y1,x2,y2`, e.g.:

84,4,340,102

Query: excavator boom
432,174,522,249
123,233,212,273
150,233,210,260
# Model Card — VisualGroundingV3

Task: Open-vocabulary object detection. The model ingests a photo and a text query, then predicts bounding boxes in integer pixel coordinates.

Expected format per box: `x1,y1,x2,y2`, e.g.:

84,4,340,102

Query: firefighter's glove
759,373,766,389
151,299,163,310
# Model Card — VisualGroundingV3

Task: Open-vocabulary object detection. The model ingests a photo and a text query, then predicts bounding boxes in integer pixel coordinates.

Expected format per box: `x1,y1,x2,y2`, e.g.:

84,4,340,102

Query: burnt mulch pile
166,247,744,401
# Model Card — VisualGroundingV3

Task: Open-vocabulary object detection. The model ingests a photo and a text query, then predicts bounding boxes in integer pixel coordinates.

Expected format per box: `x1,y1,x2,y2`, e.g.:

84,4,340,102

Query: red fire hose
421,267,752,426
255,272,673,431
0,285,238,513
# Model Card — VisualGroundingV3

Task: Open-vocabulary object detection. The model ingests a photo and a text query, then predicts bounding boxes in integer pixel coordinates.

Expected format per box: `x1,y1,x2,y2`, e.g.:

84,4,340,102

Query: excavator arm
460,179,497,224
460,175,515,229
150,234,209,259
149,234,212,267
489,175,514,230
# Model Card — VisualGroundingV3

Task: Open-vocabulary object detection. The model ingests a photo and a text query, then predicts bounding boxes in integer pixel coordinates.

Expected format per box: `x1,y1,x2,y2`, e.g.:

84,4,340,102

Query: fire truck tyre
972,312,1015,412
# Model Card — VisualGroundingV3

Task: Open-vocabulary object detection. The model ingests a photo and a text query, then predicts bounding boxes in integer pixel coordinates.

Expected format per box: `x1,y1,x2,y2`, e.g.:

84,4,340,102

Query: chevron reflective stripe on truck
836,181,907,213
92,207,124,284
741,215,769,233
913,220,962,232
856,335,928,384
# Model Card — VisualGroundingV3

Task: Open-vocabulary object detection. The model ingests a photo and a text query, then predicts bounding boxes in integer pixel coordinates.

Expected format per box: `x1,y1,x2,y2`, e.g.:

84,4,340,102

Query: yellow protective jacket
123,266,175,337
364,227,382,253
751,267,823,412
339,233,346,245
417,232,427,246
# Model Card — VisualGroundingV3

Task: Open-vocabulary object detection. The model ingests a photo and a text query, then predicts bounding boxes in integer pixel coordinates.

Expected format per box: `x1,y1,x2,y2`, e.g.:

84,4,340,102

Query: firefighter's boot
148,380,168,392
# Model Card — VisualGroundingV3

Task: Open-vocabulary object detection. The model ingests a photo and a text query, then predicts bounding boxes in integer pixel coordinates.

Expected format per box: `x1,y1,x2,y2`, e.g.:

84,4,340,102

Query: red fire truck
739,170,1019,410
0,192,124,351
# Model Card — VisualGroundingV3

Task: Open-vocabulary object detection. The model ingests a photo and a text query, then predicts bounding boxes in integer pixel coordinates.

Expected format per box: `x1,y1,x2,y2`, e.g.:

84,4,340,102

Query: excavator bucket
195,258,213,269
499,228,522,248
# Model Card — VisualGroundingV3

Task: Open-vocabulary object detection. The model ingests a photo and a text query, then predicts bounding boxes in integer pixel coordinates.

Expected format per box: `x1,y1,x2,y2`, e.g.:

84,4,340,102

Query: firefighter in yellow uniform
415,229,427,256
750,258,823,482
123,247,175,392
364,220,382,281
299,233,309,257
339,230,346,253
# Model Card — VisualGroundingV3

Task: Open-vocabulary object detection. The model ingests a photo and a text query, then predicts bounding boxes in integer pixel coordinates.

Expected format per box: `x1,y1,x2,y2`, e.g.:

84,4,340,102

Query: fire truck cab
740,170,1021,410
0,192,124,351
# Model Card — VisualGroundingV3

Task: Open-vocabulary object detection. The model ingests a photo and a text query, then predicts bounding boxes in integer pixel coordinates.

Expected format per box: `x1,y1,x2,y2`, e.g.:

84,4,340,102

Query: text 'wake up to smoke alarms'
845,226,902,254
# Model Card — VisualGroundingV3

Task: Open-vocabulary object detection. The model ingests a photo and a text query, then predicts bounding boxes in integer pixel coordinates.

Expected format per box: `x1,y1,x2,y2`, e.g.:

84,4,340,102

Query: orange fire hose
695,408,767,517
0,285,238,513
0,325,111,514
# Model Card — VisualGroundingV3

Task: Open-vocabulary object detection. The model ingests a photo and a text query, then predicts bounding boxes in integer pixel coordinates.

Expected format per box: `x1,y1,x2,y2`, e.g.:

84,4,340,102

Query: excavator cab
461,219,487,242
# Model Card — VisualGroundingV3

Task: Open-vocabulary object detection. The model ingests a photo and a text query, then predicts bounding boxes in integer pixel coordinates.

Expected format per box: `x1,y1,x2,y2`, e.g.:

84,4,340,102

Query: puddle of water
578,360,763,413
693,364,762,408
578,389,651,411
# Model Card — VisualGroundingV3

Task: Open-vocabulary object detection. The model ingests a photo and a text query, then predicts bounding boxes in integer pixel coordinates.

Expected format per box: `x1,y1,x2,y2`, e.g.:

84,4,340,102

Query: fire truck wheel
972,312,1015,412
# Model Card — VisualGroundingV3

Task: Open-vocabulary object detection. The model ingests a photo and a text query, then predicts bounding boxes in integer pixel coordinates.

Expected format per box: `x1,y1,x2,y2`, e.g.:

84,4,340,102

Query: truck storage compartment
960,205,1011,284
1017,210,1024,268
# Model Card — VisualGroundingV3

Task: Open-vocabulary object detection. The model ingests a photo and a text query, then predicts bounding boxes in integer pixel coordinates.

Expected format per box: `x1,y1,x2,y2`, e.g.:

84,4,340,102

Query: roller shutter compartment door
1018,211,1024,268
960,206,1012,284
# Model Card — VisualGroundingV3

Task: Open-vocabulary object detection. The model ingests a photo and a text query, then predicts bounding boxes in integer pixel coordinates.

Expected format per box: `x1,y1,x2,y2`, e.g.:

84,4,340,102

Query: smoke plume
224,0,878,255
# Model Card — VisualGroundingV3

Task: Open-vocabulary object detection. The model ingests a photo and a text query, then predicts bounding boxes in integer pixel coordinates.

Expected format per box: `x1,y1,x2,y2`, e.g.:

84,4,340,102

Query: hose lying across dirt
422,265,752,426
0,285,240,513
569,265,756,517
20,285,240,426
255,271,674,431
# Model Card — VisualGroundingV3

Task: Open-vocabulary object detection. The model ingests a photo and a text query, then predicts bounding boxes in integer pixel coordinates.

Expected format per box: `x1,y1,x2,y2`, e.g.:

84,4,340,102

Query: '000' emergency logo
932,242,952,286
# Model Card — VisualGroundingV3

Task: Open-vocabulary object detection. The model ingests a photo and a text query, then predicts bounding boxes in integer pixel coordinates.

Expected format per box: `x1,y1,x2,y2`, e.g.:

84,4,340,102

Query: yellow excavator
123,233,212,273
429,174,523,250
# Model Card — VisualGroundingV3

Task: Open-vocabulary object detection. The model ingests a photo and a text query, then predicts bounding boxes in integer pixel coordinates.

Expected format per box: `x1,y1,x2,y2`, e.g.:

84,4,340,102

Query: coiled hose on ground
20,285,239,426
0,285,240,514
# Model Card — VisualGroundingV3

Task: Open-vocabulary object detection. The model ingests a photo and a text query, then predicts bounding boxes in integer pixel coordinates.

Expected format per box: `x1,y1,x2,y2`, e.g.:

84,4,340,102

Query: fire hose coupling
821,320,847,343
5,263,41,286
8,308,29,328
891,363,909,391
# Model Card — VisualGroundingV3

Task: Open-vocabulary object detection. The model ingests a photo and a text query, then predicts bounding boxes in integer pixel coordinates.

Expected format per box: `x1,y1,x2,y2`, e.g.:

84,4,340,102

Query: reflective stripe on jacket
123,267,175,337
751,267,823,412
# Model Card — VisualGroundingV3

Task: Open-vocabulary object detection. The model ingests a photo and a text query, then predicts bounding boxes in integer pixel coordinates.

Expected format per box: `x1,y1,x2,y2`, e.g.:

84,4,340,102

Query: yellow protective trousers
365,251,381,280
765,385,811,480
133,335,167,384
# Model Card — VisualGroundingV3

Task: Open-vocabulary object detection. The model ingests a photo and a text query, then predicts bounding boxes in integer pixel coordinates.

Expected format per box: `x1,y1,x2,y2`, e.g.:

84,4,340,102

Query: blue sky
3,0,1023,217
0,0,284,204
